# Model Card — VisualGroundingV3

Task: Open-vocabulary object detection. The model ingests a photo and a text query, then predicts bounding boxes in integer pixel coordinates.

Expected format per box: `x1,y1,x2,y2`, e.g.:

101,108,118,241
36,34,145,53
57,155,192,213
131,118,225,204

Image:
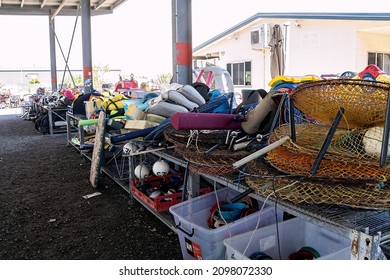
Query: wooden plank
89,111,106,188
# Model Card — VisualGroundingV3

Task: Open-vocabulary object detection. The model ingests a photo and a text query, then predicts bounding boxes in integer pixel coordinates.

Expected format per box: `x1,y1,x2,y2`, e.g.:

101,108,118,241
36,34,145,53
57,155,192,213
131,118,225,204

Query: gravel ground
0,108,183,260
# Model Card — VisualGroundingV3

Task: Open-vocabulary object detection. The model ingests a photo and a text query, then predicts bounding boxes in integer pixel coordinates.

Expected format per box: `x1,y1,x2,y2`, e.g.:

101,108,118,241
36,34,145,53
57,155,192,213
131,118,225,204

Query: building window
226,61,252,86
368,52,390,74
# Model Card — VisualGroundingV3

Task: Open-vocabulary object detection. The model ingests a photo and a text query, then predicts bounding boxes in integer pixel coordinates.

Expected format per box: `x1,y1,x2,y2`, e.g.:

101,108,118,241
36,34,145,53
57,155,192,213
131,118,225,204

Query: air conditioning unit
251,24,271,50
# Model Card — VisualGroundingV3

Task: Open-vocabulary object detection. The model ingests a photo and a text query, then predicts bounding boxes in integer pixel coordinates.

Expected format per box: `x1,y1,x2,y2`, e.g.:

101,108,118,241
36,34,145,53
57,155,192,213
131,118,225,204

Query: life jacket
102,94,128,118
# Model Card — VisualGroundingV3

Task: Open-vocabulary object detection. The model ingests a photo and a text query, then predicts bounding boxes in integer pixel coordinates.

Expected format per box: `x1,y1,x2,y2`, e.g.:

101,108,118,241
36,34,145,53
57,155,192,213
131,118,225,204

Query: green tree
63,75,83,88
93,64,111,90
157,73,172,85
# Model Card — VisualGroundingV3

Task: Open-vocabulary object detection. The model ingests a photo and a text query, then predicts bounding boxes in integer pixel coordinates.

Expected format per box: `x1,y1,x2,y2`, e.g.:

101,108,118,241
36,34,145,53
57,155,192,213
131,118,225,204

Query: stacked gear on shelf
268,74,321,125
243,66,390,210
164,128,255,176
161,81,277,177
268,74,321,93
145,84,206,118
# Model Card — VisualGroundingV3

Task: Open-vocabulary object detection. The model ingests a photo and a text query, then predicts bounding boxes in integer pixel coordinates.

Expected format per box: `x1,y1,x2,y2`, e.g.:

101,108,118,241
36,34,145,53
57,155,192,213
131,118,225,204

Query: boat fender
177,84,206,106
163,90,199,110
147,101,189,118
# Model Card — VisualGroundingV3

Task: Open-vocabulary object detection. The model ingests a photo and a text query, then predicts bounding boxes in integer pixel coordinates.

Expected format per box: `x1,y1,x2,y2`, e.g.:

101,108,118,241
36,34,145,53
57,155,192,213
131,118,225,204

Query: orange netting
266,123,390,183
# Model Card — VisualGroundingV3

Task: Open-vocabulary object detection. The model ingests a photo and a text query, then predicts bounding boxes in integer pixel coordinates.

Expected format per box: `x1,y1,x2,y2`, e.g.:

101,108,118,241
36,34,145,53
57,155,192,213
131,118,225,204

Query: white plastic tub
223,217,352,260
169,187,283,260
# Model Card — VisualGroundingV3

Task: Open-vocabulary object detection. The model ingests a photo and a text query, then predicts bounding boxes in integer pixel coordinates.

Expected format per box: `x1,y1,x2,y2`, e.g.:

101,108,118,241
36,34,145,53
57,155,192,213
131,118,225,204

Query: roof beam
95,0,109,10
51,0,71,19
41,0,49,9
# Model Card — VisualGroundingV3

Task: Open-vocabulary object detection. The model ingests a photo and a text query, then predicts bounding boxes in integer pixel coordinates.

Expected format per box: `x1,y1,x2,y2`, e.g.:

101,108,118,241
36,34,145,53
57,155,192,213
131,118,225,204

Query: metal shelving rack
147,149,390,260
66,112,131,193
66,112,90,152
66,115,390,260
34,103,69,134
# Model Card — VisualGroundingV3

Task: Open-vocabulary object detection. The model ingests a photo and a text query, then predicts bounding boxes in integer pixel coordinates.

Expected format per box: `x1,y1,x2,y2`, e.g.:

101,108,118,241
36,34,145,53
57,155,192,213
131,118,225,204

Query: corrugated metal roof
0,0,127,17
193,12,390,52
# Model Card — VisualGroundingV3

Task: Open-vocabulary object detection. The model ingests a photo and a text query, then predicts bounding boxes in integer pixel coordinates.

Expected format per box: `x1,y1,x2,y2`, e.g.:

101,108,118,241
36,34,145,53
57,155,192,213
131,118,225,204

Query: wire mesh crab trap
266,123,390,182
164,128,253,176
291,79,390,129
243,78,390,210
245,159,390,210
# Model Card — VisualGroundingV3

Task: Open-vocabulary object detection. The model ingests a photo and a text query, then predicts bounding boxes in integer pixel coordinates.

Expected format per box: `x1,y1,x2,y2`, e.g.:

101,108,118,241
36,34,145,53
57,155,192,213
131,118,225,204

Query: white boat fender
146,101,189,118
363,126,390,158
148,95,164,106
163,90,199,110
177,84,206,106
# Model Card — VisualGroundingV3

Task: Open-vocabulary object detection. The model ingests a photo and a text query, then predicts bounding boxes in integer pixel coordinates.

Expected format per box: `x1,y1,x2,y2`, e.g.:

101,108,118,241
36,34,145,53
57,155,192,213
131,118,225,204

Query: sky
0,0,389,81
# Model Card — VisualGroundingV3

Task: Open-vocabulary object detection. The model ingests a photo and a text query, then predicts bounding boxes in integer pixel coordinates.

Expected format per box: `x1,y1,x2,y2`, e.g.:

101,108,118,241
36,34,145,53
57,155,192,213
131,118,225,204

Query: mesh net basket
265,123,390,183
245,160,390,210
290,79,390,129
164,128,252,176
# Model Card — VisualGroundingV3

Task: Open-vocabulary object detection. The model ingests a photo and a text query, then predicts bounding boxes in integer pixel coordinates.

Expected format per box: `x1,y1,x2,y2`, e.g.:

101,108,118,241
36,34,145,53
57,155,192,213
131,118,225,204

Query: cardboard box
124,120,159,130
124,103,146,120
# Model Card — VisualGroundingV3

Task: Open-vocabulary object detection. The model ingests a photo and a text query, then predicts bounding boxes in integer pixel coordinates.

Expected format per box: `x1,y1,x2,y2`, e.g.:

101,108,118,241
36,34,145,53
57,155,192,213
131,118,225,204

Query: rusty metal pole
172,0,192,85
48,15,57,92
81,0,93,94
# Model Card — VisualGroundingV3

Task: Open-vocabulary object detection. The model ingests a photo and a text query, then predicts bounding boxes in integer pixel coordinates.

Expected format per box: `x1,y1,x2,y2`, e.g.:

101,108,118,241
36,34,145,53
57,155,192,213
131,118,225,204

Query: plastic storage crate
132,174,211,212
169,187,283,260
223,217,352,260
132,174,183,212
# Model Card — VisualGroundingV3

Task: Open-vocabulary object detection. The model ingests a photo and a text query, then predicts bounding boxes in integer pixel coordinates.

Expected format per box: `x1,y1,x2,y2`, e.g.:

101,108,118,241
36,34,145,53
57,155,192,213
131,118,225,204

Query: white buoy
152,160,170,176
123,142,137,155
134,164,150,179
363,126,390,158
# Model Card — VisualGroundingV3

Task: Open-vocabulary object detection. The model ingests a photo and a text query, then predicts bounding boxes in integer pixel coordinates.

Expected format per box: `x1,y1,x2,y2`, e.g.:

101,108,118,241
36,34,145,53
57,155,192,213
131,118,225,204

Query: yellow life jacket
102,94,128,117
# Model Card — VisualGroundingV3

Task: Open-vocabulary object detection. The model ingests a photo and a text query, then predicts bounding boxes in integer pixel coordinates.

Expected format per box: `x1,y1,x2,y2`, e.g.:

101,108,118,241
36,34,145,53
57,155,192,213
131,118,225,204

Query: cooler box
223,217,352,260
169,187,283,260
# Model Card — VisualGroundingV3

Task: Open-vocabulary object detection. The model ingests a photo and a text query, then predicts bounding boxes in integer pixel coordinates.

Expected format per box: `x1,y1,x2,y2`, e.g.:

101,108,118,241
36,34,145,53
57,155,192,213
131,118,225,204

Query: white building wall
193,20,286,91
250,48,270,89
287,20,358,77
194,18,390,92
356,31,390,73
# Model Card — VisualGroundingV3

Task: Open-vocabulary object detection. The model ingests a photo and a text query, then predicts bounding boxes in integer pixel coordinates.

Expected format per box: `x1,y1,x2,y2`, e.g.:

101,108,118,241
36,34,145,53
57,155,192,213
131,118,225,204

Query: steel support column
172,0,192,85
48,15,57,92
81,0,93,94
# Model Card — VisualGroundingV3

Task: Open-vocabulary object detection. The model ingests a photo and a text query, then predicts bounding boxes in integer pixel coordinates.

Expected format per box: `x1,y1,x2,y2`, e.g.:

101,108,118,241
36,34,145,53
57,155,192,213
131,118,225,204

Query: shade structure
269,24,285,78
